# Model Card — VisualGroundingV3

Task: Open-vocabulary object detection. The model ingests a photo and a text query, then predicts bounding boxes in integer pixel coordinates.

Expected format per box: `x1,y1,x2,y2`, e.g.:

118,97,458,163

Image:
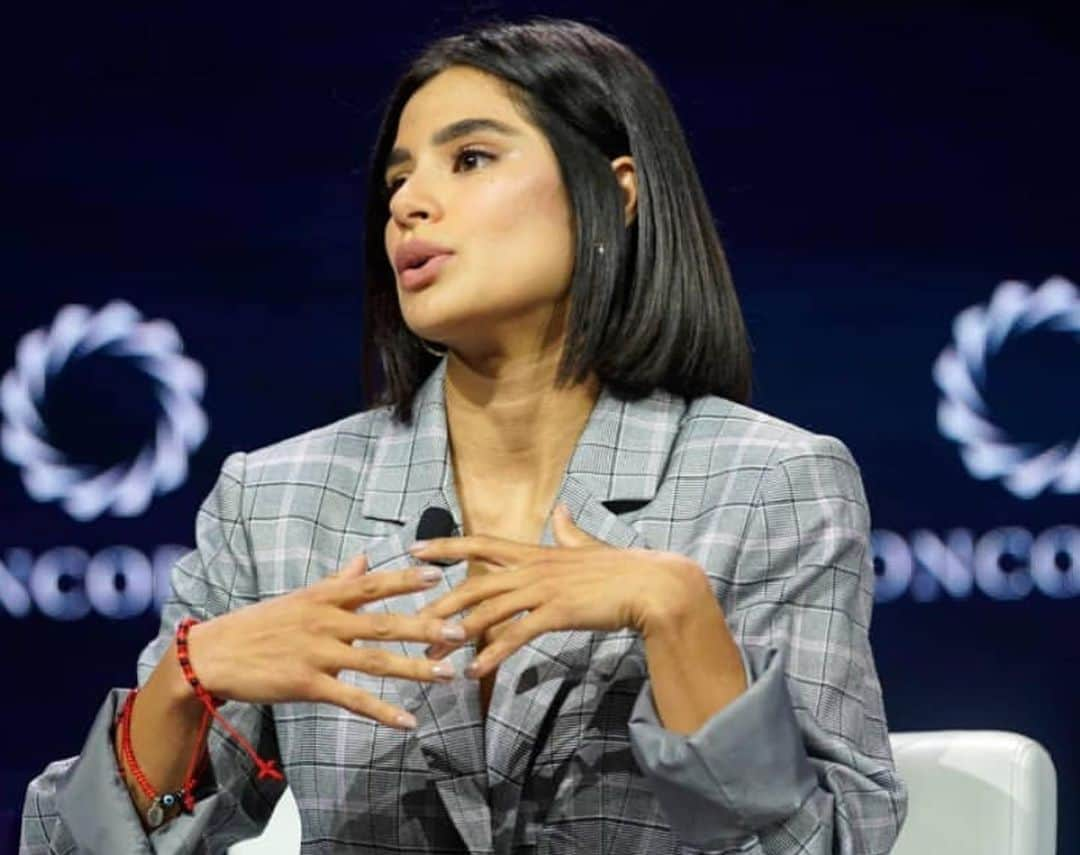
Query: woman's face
383,66,576,361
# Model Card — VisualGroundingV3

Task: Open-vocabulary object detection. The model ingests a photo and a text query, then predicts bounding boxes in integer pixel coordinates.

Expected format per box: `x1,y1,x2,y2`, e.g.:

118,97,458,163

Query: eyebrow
385,117,520,175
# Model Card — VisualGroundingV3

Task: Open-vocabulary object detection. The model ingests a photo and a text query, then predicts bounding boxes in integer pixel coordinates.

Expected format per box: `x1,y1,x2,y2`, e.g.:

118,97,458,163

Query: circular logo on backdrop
933,275,1080,500
0,300,209,521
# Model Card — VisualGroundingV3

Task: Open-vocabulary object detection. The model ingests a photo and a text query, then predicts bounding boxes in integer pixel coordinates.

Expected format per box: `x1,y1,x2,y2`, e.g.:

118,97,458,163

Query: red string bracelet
118,688,212,827
116,616,285,829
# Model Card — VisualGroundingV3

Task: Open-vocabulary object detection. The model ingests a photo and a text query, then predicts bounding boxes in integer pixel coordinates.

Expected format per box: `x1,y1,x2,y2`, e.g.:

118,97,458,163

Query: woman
21,16,907,855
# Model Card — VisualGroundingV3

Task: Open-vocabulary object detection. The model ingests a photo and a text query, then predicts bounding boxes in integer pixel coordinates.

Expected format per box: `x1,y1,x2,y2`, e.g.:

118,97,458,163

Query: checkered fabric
22,356,906,854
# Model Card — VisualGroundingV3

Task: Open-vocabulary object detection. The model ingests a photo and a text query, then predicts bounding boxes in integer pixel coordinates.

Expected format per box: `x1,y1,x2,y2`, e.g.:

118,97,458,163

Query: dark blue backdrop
3,2,1077,852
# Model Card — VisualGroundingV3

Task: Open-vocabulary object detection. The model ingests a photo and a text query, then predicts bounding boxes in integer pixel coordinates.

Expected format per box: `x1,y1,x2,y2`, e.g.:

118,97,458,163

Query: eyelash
385,147,495,197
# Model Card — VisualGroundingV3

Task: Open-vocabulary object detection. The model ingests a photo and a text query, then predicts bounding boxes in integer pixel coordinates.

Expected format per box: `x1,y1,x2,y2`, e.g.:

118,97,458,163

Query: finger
451,616,518,656
309,673,420,731
332,609,467,647
425,614,516,659
408,534,533,567
324,565,445,609
336,553,369,579
551,503,603,547
327,641,457,685
456,586,539,642
418,571,524,620
485,617,516,643
467,610,556,678
313,554,368,588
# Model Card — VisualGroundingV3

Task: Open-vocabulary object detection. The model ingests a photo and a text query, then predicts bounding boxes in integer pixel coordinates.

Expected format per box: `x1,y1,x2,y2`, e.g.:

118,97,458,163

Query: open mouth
400,253,454,289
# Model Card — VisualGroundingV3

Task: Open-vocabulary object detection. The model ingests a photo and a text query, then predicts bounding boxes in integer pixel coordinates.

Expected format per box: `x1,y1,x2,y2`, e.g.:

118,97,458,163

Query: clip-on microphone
415,506,457,566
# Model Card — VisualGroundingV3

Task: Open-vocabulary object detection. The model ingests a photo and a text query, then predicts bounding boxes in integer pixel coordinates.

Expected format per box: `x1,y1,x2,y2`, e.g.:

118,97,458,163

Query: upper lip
393,239,454,274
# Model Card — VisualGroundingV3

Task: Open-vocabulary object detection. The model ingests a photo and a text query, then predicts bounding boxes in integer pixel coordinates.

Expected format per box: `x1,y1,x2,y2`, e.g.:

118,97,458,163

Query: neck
442,347,601,512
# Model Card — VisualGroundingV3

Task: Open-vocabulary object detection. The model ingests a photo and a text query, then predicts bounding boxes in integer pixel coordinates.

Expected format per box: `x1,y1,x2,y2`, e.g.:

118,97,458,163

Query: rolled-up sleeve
20,452,287,854
627,435,908,854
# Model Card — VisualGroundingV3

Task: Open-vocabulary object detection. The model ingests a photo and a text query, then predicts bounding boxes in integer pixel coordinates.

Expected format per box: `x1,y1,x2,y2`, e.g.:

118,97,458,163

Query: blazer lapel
357,359,493,853
356,356,688,854
358,514,492,855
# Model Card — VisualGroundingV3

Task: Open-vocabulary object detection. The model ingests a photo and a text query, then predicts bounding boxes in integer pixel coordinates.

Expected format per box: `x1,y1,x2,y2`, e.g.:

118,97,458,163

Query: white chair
889,730,1057,855
229,731,1059,854
228,786,300,855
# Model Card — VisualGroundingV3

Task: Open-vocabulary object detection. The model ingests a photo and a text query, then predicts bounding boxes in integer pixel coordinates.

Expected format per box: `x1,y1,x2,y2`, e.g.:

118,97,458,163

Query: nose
387,170,442,229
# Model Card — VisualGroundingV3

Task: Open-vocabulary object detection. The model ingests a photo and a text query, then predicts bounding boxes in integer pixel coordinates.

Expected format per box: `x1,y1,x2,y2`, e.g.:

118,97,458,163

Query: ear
552,503,605,548
611,155,637,227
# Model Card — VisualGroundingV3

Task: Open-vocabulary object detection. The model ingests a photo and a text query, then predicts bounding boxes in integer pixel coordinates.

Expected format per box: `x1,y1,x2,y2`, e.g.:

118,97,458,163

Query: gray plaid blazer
22,355,907,854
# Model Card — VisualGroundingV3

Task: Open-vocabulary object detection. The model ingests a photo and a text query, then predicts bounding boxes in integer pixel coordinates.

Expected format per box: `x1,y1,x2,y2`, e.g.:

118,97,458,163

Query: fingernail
465,659,482,679
432,661,455,679
395,711,417,729
410,541,430,552
441,622,466,641
419,568,442,583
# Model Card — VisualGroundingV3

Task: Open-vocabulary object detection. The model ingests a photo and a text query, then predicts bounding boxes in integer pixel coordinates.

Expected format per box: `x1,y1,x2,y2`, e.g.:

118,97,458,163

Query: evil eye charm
147,789,183,828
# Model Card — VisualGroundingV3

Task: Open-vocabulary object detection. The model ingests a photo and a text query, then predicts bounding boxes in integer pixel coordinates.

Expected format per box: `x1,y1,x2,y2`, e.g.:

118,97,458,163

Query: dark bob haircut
361,15,752,424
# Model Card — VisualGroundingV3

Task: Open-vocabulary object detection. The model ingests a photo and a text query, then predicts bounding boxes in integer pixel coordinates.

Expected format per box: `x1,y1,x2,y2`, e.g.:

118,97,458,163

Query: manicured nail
465,659,482,679
431,661,455,679
419,568,442,583
410,541,430,552
441,622,466,641
395,711,417,729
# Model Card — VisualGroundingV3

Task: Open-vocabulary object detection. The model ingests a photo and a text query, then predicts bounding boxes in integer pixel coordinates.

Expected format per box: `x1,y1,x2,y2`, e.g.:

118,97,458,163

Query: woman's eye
454,147,494,172
385,148,494,199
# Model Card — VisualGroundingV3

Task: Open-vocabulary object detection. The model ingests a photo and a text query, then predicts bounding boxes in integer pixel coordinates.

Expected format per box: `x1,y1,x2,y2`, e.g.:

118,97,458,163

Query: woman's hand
410,503,713,679
185,558,467,729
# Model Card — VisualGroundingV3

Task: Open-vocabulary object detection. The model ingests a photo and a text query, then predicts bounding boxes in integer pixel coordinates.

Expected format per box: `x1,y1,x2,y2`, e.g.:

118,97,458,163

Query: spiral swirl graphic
0,300,209,521
933,275,1080,500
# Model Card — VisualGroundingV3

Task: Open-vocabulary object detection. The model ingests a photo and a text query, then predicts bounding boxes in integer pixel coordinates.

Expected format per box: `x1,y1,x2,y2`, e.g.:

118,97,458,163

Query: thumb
552,503,602,547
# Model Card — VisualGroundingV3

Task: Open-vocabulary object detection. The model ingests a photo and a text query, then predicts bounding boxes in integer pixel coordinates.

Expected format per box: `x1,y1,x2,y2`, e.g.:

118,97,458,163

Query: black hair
361,15,752,424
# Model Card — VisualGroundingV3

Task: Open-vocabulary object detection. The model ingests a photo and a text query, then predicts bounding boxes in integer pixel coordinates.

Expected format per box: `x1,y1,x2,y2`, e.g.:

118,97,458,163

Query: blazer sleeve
20,452,288,855
626,434,908,854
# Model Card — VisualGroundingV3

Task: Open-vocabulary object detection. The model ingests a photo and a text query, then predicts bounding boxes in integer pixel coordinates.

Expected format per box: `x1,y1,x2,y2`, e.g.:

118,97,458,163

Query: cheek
468,172,574,275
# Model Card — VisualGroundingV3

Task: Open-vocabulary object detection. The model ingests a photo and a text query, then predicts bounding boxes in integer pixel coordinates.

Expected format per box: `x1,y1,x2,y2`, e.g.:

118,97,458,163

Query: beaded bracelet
116,616,285,830
174,618,227,713
174,617,284,782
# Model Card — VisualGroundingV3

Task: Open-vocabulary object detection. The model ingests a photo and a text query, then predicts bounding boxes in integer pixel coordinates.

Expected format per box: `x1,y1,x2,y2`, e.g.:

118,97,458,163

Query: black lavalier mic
415,506,457,565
